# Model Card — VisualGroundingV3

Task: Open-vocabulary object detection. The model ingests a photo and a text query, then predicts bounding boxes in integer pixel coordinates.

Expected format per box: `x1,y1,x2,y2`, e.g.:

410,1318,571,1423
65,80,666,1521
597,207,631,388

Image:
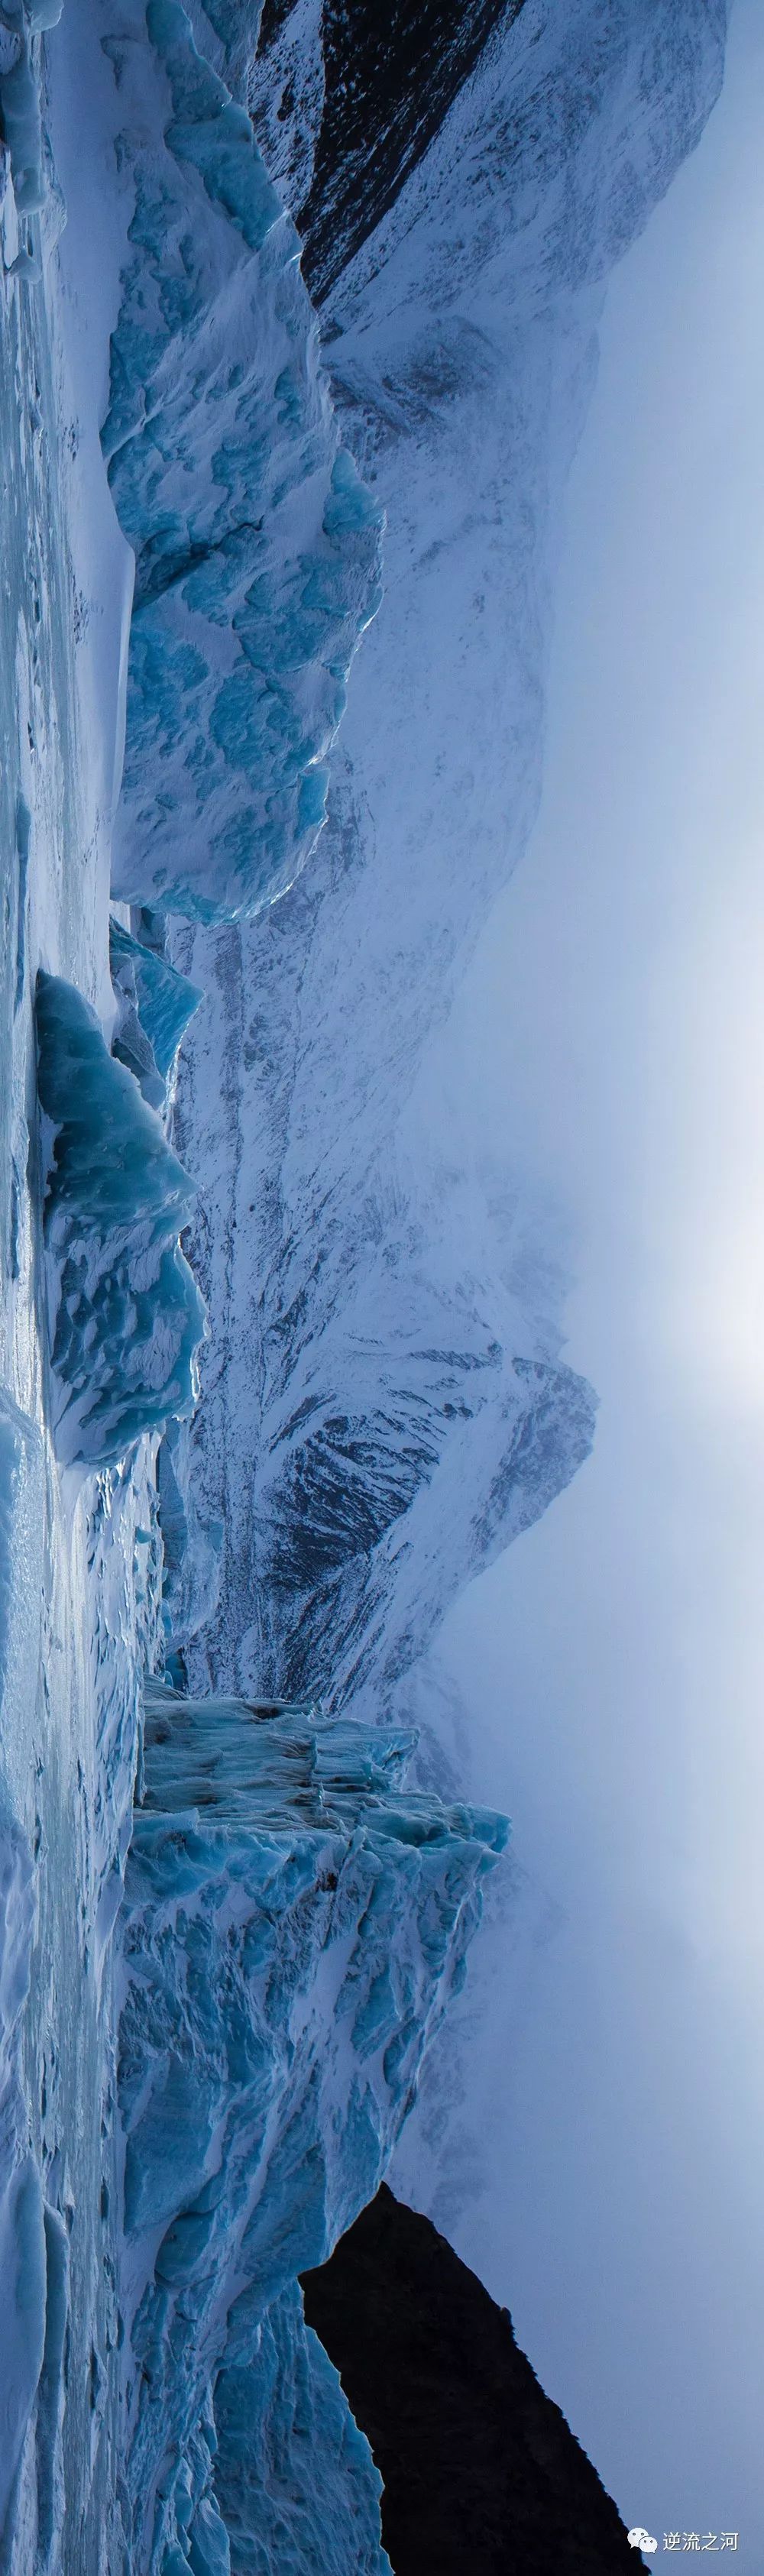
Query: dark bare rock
254,0,527,303
301,2184,643,2574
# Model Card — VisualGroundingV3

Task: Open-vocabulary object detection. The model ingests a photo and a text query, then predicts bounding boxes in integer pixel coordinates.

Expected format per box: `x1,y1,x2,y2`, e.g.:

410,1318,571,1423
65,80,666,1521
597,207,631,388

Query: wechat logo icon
627,2533,658,2557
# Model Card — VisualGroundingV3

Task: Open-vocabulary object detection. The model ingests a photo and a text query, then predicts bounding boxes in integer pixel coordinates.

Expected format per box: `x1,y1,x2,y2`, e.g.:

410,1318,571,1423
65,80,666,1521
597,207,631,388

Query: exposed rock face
252,0,526,302
302,2183,643,2575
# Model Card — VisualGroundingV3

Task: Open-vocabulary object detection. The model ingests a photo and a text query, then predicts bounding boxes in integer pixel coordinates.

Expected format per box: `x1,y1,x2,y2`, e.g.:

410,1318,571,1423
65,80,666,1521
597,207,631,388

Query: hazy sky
419,0,764,2555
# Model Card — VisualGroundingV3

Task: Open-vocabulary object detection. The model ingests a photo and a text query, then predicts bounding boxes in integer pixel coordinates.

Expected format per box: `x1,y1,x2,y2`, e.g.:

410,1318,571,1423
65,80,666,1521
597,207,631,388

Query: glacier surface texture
102,0,384,922
116,1684,503,2572
35,969,206,1467
0,0,727,2570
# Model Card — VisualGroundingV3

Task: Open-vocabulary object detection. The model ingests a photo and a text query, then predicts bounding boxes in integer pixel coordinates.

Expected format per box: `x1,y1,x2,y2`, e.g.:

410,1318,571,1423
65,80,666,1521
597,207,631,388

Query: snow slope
171,0,725,1732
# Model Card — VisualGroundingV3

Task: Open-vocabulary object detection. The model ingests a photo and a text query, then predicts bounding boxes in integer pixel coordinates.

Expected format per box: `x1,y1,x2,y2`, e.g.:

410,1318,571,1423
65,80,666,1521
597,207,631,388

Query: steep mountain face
251,0,526,302
170,0,725,1720
302,2183,644,2575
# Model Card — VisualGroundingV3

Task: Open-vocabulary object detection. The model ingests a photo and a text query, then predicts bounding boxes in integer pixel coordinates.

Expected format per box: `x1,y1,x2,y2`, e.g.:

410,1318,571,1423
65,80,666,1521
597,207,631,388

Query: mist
408,0,764,2555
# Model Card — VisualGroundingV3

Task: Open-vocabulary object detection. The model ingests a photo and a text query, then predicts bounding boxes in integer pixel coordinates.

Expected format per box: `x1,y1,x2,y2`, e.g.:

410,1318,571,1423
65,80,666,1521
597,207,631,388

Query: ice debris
35,971,206,1466
102,0,383,922
116,1684,506,2568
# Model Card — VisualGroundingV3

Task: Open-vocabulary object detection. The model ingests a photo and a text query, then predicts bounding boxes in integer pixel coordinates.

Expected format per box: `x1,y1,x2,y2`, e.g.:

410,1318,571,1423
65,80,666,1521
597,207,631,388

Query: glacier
34,969,206,1467
212,2280,392,2576
109,917,202,1113
101,0,383,923
116,1683,503,2571
0,0,730,2568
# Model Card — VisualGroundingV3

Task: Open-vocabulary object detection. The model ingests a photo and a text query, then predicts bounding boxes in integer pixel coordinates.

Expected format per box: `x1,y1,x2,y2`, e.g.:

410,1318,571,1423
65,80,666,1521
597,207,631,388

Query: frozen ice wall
212,2280,393,2576
101,0,383,922
115,1684,505,2571
109,918,202,1113
35,970,206,1466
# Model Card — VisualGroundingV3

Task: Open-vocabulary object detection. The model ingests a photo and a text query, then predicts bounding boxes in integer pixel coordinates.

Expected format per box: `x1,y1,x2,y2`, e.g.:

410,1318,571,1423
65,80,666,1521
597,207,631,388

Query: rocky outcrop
302,2184,643,2574
251,0,527,302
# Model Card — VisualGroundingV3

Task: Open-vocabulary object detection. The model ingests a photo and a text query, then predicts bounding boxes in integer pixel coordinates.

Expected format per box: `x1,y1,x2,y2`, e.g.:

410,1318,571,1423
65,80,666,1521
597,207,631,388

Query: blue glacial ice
109,915,202,1111
35,969,206,1466
211,2282,393,2576
115,1684,506,2571
156,1414,223,1649
0,0,64,286
0,28,45,221
102,0,384,924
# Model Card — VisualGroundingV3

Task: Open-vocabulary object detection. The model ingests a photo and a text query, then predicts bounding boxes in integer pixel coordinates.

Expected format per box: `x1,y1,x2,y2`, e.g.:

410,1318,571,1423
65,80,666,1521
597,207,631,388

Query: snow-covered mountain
168,0,725,1727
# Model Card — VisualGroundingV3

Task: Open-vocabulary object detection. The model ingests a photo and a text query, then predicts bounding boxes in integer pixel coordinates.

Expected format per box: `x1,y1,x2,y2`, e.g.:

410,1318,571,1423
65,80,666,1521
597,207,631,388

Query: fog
416,0,764,2555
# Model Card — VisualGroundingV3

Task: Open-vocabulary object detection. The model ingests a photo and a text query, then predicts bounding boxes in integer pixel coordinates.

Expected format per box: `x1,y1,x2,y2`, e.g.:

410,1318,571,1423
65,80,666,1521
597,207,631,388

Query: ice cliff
109,917,202,1115
101,0,383,923
115,1684,504,2571
35,970,206,1466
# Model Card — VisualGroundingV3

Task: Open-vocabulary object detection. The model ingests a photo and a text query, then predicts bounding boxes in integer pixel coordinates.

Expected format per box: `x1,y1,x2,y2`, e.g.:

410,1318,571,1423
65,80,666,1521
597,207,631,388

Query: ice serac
116,1684,504,2570
109,916,202,1112
172,0,725,1730
35,971,206,1466
102,0,383,923
212,2280,393,2576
